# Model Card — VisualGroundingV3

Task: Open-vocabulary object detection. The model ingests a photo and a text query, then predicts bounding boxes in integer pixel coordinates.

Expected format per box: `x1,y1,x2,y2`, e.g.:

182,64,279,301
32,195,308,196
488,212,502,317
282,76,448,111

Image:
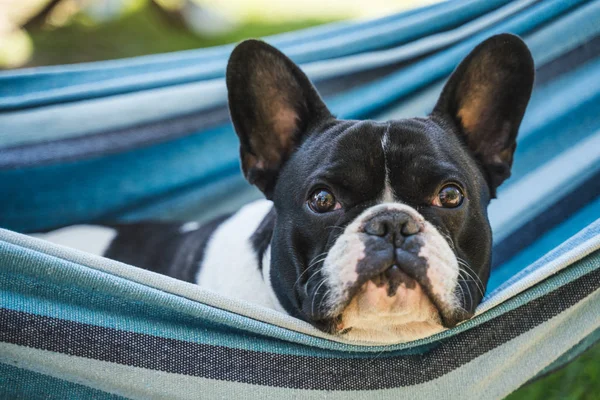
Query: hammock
1,0,599,398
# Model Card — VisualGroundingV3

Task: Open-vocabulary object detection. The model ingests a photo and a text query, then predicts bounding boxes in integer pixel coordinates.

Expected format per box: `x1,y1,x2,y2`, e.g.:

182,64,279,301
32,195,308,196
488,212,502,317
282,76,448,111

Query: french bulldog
39,34,534,343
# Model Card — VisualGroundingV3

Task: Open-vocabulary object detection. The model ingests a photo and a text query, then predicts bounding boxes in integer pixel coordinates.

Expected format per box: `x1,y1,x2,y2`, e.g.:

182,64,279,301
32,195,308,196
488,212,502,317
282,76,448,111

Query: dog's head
226,34,534,343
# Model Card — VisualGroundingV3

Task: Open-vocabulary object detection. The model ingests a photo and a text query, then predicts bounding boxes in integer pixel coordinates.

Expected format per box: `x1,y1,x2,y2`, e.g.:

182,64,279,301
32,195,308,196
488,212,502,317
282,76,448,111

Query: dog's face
226,35,534,343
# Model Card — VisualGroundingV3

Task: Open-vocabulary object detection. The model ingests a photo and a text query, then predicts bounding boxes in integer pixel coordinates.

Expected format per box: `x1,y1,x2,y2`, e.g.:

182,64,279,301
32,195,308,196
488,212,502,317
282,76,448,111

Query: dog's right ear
432,34,534,197
226,40,332,198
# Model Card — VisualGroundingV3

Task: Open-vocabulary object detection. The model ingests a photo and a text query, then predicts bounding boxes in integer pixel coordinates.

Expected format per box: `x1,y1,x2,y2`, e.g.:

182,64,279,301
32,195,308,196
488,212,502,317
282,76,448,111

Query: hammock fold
1,0,599,398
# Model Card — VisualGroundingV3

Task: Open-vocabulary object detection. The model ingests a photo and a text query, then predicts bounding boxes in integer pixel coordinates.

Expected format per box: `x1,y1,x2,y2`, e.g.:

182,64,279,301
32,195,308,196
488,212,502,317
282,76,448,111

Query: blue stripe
2,1,598,159
0,239,433,356
0,0,513,110
330,0,591,119
0,125,239,232
511,57,600,182
376,0,600,120
488,198,600,292
0,362,124,399
2,225,599,355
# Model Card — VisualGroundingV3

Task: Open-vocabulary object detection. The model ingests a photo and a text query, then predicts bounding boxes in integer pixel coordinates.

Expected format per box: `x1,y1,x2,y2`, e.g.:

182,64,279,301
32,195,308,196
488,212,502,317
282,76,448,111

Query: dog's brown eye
308,189,338,213
435,184,464,208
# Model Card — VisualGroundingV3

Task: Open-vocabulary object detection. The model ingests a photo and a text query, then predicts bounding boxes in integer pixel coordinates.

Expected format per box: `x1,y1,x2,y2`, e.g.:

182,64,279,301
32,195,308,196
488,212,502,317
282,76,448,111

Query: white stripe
0,78,226,147
304,0,537,81
1,287,598,398
478,224,600,314
489,130,600,242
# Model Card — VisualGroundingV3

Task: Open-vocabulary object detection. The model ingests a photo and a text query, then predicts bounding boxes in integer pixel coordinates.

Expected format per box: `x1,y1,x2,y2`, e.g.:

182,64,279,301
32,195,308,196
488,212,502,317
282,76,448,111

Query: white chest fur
196,199,283,311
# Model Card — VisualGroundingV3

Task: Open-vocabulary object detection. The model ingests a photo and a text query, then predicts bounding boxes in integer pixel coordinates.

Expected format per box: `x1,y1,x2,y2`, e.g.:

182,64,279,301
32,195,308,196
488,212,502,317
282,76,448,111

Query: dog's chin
330,278,445,344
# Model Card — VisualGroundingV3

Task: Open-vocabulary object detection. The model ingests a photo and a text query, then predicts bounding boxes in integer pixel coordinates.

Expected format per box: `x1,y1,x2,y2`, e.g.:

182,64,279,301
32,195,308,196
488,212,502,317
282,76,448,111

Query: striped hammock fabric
1,0,599,398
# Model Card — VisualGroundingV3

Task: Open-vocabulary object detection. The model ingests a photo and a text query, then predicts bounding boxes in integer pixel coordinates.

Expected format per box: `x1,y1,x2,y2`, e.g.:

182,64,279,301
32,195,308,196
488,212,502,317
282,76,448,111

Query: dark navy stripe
535,35,600,86
0,107,230,169
1,266,598,390
4,38,598,170
0,76,341,169
492,168,600,268
0,0,467,112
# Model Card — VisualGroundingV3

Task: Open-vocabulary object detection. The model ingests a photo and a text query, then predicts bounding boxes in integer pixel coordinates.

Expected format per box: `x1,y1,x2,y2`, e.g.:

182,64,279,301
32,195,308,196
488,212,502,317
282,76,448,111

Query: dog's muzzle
357,210,426,295
319,203,471,342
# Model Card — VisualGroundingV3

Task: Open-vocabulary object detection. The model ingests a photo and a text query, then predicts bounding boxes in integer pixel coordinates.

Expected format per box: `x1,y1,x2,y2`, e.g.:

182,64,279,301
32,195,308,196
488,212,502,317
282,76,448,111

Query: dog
38,34,534,343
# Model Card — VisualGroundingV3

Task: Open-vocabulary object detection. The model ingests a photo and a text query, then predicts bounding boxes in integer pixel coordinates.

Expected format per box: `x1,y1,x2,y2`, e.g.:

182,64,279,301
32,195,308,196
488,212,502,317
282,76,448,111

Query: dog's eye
434,184,464,208
308,189,339,213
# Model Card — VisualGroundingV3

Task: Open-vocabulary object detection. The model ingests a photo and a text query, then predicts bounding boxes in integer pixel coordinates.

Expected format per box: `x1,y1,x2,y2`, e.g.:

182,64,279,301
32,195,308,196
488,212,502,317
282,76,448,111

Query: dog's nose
363,211,421,246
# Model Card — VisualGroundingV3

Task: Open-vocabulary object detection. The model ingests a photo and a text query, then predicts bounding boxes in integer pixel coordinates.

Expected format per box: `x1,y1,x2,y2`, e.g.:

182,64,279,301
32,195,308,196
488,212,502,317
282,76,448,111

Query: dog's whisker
440,231,456,250
457,258,483,289
308,256,329,270
438,230,485,298
455,279,467,310
366,349,386,367
458,275,474,313
457,259,485,296
304,270,324,289
452,283,470,315
293,260,326,290
311,279,328,316
293,267,314,289
293,252,330,289
458,270,474,310
458,267,484,300
456,270,467,307
307,252,329,267
318,288,332,319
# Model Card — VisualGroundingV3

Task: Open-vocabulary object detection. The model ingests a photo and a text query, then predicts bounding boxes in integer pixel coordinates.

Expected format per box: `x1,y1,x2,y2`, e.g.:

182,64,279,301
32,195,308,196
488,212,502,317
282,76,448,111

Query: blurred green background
0,1,598,398
0,0,431,68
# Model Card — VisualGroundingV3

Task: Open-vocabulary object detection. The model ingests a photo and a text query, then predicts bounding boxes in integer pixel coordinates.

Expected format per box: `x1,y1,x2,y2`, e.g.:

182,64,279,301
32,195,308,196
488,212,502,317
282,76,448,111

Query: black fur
105,215,230,282
432,34,534,195
226,40,332,198
250,207,277,271
226,35,534,329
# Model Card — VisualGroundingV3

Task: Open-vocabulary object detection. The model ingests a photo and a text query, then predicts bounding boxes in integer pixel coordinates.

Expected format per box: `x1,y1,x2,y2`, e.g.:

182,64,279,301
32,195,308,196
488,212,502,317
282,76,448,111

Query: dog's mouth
312,258,473,337
305,204,479,341
370,264,415,296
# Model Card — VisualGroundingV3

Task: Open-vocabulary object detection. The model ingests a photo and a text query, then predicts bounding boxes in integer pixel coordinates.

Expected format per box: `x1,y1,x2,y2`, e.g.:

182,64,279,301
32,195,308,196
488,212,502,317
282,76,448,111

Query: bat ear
226,40,332,198
433,34,535,195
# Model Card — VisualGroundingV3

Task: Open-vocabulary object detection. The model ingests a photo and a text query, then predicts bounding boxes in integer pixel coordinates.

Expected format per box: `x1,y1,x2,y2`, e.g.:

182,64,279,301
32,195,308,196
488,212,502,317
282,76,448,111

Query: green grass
26,4,334,66
24,5,600,398
507,342,600,400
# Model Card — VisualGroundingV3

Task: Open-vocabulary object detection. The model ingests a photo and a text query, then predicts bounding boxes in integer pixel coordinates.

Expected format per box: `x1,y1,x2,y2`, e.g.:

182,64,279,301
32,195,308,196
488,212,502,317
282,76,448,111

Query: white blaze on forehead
380,123,396,203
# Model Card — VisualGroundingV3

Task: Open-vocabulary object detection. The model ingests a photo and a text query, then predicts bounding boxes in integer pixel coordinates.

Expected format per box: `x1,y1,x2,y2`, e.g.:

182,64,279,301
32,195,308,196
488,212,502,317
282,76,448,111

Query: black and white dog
40,34,534,343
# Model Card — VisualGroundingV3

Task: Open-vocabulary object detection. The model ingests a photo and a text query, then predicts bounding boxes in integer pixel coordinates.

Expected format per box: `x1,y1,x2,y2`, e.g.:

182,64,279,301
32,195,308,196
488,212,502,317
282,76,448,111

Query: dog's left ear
433,34,534,196
226,40,332,198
